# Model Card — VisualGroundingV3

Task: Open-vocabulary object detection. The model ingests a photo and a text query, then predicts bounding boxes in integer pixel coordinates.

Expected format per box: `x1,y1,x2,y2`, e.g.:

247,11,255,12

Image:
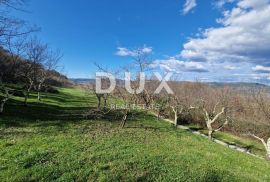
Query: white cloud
214,0,236,9
151,58,208,73
181,0,270,67
116,48,132,56
116,46,153,57
141,47,152,54
250,73,270,81
252,65,270,73
224,65,239,70
182,0,197,15
238,0,269,9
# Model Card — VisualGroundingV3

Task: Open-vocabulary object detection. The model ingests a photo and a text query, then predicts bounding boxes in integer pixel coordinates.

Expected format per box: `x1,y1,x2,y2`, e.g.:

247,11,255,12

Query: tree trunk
204,108,226,140
174,112,178,127
97,95,101,110
37,83,42,101
24,83,33,106
121,110,129,128
266,139,270,160
208,130,214,140
266,153,270,161
0,101,5,114
251,135,270,160
207,121,214,140
0,96,9,114
104,97,107,108
172,107,178,127
37,91,41,101
24,94,28,106
0,103,4,114
157,111,161,120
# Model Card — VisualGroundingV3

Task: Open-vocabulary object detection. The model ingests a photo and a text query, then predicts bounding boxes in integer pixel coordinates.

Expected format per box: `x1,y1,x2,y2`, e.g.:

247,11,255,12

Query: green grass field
1,87,270,181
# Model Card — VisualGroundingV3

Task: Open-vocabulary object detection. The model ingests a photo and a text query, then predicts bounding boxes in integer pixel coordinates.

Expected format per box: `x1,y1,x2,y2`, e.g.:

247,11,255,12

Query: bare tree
94,62,139,128
0,88,9,114
21,38,47,105
0,0,37,46
93,63,113,109
113,86,137,128
118,48,153,127
0,0,36,111
191,86,231,140
169,95,185,126
92,79,109,110
124,47,154,107
19,60,35,105
0,37,25,112
202,103,229,140
166,82,196,126
154,93,169,120
250,133,270,160
36,49,61,101
4,35,27,80
0,82,14,114
0,0,26,11
249,89,270,160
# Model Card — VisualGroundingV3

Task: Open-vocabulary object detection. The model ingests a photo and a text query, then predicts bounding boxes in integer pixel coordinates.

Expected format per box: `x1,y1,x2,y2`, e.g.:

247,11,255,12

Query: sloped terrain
0,88,270,181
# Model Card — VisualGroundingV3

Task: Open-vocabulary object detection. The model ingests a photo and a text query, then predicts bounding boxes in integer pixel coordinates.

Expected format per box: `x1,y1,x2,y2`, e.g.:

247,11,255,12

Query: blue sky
14,0,270,83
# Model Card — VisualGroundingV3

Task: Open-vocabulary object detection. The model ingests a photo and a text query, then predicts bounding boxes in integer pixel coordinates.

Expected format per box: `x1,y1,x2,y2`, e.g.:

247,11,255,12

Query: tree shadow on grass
0,97,130,128
40,92,96,105
0,96,182,140
0,99,90,127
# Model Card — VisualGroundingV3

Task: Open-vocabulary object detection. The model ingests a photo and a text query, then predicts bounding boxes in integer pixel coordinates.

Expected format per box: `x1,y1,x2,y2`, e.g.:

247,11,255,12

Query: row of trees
91,47,270,160
0,0,64,113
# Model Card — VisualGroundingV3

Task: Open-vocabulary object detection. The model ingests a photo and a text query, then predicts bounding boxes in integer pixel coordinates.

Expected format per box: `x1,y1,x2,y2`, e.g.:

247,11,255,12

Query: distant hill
70,78,125,86
208,82,268,88
0,46,71,87
70,78,95,85
70,78,270,91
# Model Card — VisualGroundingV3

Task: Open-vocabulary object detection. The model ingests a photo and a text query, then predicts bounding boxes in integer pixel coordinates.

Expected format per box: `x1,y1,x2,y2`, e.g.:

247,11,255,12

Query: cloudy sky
15,0,270,83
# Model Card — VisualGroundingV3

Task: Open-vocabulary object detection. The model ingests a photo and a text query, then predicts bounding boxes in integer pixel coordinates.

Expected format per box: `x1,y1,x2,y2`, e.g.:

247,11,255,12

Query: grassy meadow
1,87,270,181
